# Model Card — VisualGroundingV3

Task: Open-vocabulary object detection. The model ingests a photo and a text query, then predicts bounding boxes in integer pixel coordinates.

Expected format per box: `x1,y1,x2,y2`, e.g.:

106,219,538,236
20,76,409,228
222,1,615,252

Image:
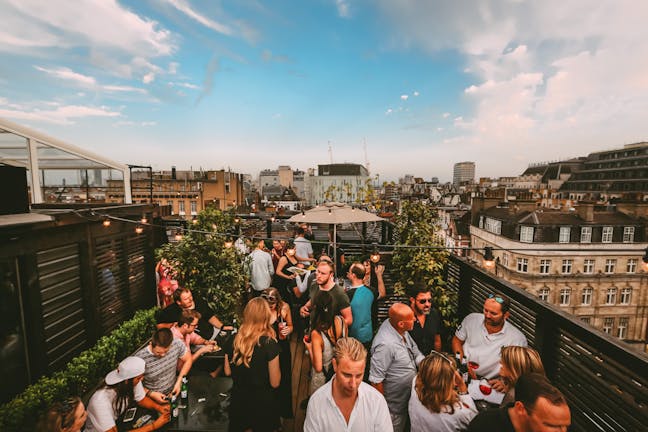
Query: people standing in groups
270,239,285,271
248,238,275,297
261,287,294,420
370,303,425,432
170,309,220,368
300,260,353,327
347,262,375,351
408,352,477,432
496,346,546,406
36,396,87,432
304,337,393,432
408,285,443,355
294,226,316,266
452,294,527,380
272,241,301,305
467,373,571,432
84,356,170,432
303,290,348,395
224,297,281,432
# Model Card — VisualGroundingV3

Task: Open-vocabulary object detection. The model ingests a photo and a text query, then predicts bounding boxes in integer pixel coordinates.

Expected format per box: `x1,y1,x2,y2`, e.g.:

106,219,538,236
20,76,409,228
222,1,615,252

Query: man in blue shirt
347,262,374,345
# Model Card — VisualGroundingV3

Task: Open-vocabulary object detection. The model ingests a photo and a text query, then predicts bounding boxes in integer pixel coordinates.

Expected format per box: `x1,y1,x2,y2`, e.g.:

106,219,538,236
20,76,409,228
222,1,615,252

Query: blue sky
1,1,647,182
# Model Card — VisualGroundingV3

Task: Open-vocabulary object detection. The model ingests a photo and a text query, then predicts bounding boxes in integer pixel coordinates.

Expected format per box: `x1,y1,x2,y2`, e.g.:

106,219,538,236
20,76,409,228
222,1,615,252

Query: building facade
470,198,648,348
453,161,475,187
109,168,245,218
305,163,370,205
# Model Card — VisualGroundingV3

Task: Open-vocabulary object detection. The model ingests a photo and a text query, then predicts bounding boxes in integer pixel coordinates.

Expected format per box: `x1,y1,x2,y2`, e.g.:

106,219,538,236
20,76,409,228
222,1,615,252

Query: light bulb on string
224,237,233,248
140,215,148,224
102,217,111,227
174,230,183,241
135,224,144,234
370,243,380,263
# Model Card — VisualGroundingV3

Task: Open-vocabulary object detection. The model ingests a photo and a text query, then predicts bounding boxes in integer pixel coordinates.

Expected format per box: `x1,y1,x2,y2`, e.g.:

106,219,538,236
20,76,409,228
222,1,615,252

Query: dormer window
520,226,534,243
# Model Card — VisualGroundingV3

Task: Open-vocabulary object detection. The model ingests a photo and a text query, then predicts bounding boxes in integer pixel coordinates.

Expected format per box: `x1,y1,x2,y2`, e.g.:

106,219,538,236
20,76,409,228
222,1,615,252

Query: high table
166,375,232,432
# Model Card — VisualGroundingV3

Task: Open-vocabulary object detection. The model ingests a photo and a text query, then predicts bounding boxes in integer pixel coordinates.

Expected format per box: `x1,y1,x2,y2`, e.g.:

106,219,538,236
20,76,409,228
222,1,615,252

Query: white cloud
165,0,233,35
386,108,393,114
413,91,420,96
442,112,450,118
168,62,179,74
34,66,97,86
0,103,121,125
168,81,200,90
400,94,409,100
374,0,648,175
336,0,351,18
103,85,147,94
143,72,155,84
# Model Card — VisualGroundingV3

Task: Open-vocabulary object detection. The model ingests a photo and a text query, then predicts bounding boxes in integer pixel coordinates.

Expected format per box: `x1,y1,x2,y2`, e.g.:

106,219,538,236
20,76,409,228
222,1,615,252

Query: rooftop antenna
328,140,333,164
363,138,370,174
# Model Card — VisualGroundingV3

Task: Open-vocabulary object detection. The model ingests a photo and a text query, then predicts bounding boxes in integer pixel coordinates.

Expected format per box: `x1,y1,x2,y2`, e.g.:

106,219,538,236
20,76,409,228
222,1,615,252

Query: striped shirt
135,339,186,394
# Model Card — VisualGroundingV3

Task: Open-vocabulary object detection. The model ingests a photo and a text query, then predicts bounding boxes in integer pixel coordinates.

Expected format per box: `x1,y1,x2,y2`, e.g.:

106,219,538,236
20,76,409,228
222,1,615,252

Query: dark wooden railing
447,255,648,432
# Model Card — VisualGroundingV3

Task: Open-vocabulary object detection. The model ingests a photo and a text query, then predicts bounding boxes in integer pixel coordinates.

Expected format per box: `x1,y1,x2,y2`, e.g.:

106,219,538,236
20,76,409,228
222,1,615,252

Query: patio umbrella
287,202,384,273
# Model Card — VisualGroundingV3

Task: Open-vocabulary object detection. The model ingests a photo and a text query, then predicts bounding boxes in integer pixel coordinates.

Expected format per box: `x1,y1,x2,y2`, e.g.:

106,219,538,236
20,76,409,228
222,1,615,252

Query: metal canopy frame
0,117,132,204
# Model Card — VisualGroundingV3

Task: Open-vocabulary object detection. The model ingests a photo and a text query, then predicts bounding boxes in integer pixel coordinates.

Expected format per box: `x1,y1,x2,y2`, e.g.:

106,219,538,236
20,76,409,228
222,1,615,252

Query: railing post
381,221,387,244
534,309,560,380
457,260,473,319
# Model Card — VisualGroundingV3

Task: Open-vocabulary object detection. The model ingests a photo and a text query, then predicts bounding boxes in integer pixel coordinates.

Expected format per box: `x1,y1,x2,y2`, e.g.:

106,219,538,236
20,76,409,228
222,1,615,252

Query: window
603,317,614,334
602,226,613,243
520,226,534,243
583,259,595,274
581,288,593,305
623,227,635,243
190,201,197,214
178,200,185,214
605,287,617,304
484,217,501,234
580,227,592,243
580,316,591,325
539,259,551,274
620,288,632,305
517,258,528,273
604,259,616,274
538,288,550,301
479,216,484,229
627,259,637,273
502,253,509,267
559,226,571,243
559,288,571,306
561,259,573,274
167,200,173,214
617,317,628,339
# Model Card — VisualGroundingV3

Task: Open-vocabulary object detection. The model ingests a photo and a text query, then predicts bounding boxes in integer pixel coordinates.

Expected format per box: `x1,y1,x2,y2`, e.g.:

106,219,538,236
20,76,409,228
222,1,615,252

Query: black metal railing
447,255,648,432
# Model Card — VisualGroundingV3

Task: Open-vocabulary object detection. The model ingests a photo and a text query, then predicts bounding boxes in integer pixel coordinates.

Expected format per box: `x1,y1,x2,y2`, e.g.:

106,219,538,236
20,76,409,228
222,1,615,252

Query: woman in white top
408,352,478,432
85,356,170,432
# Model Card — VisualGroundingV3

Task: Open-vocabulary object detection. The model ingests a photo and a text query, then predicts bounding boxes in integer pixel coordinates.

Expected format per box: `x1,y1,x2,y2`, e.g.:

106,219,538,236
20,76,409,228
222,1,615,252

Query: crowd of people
37,222,572,432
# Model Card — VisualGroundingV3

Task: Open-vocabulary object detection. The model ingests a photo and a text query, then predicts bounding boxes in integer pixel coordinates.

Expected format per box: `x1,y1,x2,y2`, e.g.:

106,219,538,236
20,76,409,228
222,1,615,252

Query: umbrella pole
333,224,338,281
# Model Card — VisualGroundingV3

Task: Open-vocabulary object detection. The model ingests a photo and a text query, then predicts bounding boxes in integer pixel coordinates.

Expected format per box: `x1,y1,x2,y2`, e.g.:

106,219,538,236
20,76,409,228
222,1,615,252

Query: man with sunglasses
171,309,219,369
407,286,442,355
452,294,527,380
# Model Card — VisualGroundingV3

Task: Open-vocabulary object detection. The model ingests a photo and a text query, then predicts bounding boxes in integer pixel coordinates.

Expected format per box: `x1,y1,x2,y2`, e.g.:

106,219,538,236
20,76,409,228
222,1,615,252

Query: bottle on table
171,395,179,418
180,376,188,400
460,356,470,384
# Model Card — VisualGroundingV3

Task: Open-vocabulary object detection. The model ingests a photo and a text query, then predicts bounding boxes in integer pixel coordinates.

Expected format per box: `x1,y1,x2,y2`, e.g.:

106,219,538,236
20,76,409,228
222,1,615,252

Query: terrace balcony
0,215,646,432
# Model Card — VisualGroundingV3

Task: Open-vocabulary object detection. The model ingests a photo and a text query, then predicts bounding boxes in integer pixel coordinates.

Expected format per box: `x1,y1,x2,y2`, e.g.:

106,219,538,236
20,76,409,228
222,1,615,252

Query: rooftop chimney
576,202,595,222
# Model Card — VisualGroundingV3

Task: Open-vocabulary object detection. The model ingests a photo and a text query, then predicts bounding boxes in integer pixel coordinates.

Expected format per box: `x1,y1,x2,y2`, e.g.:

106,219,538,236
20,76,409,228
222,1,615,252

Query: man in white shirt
248,238,274,295
304,337,392,432
294,226,315,266
452,294,527,381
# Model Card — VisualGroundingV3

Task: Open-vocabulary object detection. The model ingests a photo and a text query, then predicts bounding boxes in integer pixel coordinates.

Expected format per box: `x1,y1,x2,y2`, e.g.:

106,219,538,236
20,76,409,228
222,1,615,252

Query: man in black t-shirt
156,288,232,340
467,373,571,432
407,285,442,355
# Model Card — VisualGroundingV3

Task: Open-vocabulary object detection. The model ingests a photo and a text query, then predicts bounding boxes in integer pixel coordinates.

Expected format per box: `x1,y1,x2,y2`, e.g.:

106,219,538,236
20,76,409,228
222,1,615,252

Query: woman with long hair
497,346,545,406
272,242,300,304
408,352,478,432
84,356,169,432
36,396,87,432
261,287,294,420
303,290,347,395
225,297,281,432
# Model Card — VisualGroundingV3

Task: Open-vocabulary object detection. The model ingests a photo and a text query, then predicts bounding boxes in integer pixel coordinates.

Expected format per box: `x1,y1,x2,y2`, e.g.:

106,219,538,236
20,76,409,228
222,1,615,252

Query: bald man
369,303,424,432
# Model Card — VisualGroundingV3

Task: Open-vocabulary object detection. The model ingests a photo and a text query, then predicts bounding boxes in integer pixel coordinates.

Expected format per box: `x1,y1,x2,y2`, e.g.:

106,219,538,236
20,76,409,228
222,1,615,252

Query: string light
192,216,198,225
224,237,233,248
174,229,183,241
234,216,240,224
135,224,144,234
140,215,148,224
370,243,381,263
102,217,111,227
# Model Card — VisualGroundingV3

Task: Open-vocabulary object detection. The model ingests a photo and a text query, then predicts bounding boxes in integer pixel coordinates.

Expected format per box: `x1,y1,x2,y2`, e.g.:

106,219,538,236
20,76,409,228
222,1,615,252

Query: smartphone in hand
123,407,137,422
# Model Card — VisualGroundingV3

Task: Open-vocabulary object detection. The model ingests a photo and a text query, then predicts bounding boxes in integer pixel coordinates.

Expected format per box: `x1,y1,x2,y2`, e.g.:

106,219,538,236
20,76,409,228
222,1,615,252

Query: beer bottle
180,376,188,400
171,395,179,418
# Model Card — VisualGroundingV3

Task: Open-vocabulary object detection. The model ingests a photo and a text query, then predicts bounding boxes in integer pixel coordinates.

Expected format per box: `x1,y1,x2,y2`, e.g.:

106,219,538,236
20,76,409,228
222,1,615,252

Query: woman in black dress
273,242,300,305
225,297,281,432
261,288,294,420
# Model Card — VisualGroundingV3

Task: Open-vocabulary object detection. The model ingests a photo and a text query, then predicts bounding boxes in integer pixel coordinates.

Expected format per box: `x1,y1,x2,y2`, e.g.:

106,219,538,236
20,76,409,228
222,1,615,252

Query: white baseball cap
105,356,146,385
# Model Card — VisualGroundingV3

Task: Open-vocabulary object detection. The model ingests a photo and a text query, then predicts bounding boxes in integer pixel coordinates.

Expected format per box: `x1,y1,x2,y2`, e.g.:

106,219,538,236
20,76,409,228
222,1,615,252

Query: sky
1,0,647,182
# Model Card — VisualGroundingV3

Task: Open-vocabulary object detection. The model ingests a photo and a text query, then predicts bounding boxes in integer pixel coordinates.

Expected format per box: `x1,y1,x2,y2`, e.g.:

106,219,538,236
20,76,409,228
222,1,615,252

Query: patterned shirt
135,339,186,394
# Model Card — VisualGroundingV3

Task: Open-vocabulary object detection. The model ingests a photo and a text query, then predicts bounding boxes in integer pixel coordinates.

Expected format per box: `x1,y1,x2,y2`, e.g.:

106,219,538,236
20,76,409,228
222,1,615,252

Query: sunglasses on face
429,350,454,368
261,294,277,303
417,298,432,305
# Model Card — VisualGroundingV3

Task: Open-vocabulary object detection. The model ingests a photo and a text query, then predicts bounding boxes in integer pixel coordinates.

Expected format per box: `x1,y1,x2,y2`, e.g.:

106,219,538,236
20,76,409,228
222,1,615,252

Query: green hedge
0,308,157,432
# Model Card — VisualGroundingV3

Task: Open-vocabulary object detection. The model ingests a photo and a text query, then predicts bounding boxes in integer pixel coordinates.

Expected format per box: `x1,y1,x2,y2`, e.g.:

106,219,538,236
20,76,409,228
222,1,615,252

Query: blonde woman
261,287,294,420
224,297,281,432
408,352,478,432
497,346,545,406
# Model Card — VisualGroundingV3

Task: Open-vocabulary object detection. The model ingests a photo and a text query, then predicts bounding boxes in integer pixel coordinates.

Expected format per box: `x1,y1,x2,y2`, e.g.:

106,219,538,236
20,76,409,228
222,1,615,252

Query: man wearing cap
452,294,527,381
136,328,192,402
85,356,170,432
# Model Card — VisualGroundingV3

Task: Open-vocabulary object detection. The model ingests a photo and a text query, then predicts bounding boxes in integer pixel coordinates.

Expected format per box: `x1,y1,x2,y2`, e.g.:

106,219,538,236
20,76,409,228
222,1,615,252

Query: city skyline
1,1,648,182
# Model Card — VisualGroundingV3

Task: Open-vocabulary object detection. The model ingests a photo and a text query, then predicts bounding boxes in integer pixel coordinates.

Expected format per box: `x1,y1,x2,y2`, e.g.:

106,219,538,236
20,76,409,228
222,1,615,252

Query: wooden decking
281,333,311,432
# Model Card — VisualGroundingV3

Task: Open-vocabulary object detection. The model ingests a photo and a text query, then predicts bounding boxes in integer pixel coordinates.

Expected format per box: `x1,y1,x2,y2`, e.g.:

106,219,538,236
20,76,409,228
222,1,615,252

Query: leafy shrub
0,308,156,432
